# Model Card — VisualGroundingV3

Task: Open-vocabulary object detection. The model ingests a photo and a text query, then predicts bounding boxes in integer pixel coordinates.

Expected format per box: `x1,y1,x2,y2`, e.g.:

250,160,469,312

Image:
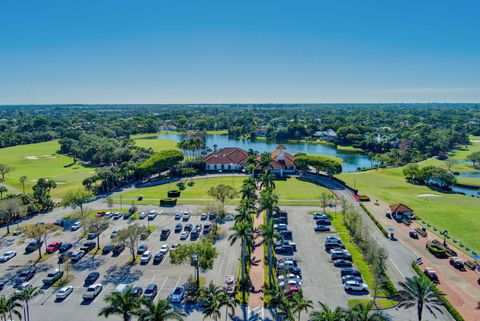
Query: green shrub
167,190,181,198
426,243,448,258
160,198,177,206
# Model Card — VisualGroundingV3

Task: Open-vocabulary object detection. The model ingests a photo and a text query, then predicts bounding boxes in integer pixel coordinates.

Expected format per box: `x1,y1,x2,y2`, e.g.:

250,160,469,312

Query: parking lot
277,206,368,309
0,205,240,321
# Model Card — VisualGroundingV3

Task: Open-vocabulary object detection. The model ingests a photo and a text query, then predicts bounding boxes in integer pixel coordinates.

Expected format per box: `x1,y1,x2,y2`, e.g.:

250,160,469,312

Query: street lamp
191,254,200,288
442,230,449,247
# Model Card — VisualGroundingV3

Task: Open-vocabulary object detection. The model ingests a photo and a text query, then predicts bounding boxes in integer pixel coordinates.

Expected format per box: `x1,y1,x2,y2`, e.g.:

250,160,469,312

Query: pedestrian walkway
248,212,265,307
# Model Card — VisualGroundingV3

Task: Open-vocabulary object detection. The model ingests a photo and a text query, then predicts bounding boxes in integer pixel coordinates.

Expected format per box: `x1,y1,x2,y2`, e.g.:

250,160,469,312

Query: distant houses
203,145,296,177
313,129,337,141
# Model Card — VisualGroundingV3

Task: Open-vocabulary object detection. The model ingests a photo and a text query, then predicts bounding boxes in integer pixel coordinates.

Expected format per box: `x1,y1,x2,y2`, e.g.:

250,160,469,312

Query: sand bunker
25,154,57,160
25,156,39,160
417,194,441,197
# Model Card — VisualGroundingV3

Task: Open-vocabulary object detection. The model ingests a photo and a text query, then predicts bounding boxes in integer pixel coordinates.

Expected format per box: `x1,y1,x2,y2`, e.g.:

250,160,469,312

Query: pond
156,133,373,173
451,184,480,197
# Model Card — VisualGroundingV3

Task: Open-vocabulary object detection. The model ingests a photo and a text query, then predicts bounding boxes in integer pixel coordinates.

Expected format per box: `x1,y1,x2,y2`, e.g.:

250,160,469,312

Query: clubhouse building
203,145,296,177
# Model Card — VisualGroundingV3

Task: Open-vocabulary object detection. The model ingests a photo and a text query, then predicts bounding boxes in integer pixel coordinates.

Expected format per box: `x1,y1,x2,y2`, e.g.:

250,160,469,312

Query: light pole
442,230,449,247
191,254,200,288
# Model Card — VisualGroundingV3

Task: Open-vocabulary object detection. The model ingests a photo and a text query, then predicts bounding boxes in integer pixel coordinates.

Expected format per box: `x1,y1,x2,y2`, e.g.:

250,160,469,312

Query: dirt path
248,212,265,307
362,199,480,321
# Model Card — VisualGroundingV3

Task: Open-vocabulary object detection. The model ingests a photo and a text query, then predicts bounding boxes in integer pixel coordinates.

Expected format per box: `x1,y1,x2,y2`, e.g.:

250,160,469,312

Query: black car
334,260,353,267
15,267,36,285
102,244,113,255
272,211,288,218
85,272,100,285
160,228,171,241
153,252,164,264
275,245,294,254
273,217,288,224
71,251,86,263
144,283,158,300
123,212,132,219
113,243,125,255
277,230,293,240
80,241,96,252
59,243,73,253
25,241,42,253
340,268,361,277
314,225,330,232
58,251,73,263
131,287,143,297
174,223,182,233
208,212,216,220
138,244,148,254
315,219,331,226
184,223,192,231
277,266,302,276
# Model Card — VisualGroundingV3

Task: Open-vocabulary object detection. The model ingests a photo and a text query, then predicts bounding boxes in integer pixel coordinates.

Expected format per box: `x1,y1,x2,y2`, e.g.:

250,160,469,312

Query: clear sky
1,0,480,104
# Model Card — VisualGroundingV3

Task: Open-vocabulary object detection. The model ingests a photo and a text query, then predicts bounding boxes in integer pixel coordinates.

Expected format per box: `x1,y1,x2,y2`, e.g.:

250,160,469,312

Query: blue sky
1,0,480,104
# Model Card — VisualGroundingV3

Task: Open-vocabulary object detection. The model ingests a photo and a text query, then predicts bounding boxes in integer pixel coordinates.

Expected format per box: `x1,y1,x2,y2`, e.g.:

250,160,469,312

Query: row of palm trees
0,286,43,321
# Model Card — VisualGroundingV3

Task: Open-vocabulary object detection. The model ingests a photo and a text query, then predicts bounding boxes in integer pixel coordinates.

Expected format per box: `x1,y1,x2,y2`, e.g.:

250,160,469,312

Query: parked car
160,228,171,240
344,280,368,292
174,223,183,233
59,243,72,253
180,231,189,240
449,257,466,271
138,244,148,254
42,270,64,285
341,275,364,284
110,230,118,239
15,282,32,294
278,230,293,240
80,241,96,252
123,212,133,219
200,213,208,220
170,285,185,303
87,232,97,240
148,211,158,220
334,259,353,267
273,217,288,225
331,250,352,261
313,213,329,220
0,251,16,262
14,267,36,285
203,223,212,235
70,251,86,263
184,223,193,231
83,284,102,300
275,245,294,254
56,286,73,299
25,241,42,253
424,268,440,283
283,285,300,296
314,225,330,232
409,230,419,239
70,222,81,231
131,286,143,297
277,266,302,276
182,212,191,221
141,251,152,264
340,268,362,277
277,258,298,267
115,284,131,293
272,211,288,218
104,211,114,218
113,212,122,219
275,240,296,251
153,252,164,264
144,284,158,300
102,244,113,255
315,219,331,226
113,243,125,255
159,244,170,254
139,212,147,219
84,272,100,285
279,279,302,288
273,223,288,231
58,251,73,263
326,236,341,242
277,274,302,283
175,212,182,220
46,242,62,254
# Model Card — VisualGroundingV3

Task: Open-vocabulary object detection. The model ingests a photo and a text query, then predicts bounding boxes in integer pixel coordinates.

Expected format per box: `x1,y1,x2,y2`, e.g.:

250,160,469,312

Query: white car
70,222,81,231
273,223,288,230
139,212,147,219
279,279,302,288
15,282,32,294
141,251,152,264
180,231,189,240
0,251,16,262
56,286,73,299
148,211,157,220
159,244,170,254
277,274,302,282
83,284,102,300
104,212,113,218
344,280,369,292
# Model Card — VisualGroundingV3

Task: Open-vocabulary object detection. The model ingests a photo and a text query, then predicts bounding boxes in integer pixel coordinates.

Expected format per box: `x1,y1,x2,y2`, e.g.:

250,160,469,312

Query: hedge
167,190,181,198
160,198,177,206
359,203,389,237
411,263,466,321
426,243,448,258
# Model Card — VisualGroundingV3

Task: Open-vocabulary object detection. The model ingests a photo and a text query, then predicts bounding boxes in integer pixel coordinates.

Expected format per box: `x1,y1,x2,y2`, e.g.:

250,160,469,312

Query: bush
160,198,177,206
411,263,466,321
426,243,448,258
167,190,181,198
359,203,389,237
137,195,143,201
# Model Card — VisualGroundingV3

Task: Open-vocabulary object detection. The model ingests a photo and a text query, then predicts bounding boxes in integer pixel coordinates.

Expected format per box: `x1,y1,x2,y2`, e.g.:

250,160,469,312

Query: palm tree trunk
241,238,246,303
26,301,30,321
417,302,423,321
267,242,273,286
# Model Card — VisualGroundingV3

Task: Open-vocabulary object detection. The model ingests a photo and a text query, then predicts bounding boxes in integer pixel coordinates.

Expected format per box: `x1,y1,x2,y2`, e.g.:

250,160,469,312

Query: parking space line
159,277,168,291
174,276,181,289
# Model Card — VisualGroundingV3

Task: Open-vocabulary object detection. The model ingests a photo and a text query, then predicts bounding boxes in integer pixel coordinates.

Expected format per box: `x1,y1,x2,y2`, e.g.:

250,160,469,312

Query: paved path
248,212,265,307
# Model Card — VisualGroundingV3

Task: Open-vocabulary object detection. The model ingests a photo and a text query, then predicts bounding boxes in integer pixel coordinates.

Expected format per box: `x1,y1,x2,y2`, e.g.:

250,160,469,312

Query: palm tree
259,222,282,286
0,186,7,199
266,287,293,321
3,295,23,321
200,283,223,321
228,222,253,303
0,296,11,321
14,285,44,321
138,299,184,321
257,170,276,190
98,288,142,321
291,293,314,321
259,152,272,170
240,177,257,201
310,302,347,321
218,291,237,321
234,199,255,226
396,276,444,321
19,176,27,194
346,301,388,321
258,188,279,224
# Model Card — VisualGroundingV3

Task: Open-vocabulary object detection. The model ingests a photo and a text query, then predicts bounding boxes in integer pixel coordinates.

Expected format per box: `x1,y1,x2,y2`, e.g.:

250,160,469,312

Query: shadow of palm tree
102,263,143,285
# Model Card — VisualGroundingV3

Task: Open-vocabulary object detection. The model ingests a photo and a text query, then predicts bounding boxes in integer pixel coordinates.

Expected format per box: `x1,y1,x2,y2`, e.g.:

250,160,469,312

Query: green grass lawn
0,140,96,198
114,176,334,205
338,167,480,252
134,137,178,152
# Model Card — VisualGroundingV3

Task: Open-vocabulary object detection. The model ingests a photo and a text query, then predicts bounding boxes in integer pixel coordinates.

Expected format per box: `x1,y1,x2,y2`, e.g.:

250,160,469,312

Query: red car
283,285,300,296
96,212,106,218
46,242,62,254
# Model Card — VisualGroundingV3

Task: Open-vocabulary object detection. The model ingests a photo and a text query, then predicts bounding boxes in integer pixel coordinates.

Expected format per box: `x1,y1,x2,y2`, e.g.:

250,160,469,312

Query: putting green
338,167,480,252
0,140,95,198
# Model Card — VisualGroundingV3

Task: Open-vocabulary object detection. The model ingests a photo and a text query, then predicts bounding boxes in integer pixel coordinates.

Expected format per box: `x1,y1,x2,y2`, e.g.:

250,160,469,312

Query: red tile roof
389,203,413,213
269,150,295,170
204,148,249,165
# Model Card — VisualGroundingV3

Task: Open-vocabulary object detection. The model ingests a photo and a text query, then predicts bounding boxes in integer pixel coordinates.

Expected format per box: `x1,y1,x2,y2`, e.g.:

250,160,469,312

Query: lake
156,133,372,173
